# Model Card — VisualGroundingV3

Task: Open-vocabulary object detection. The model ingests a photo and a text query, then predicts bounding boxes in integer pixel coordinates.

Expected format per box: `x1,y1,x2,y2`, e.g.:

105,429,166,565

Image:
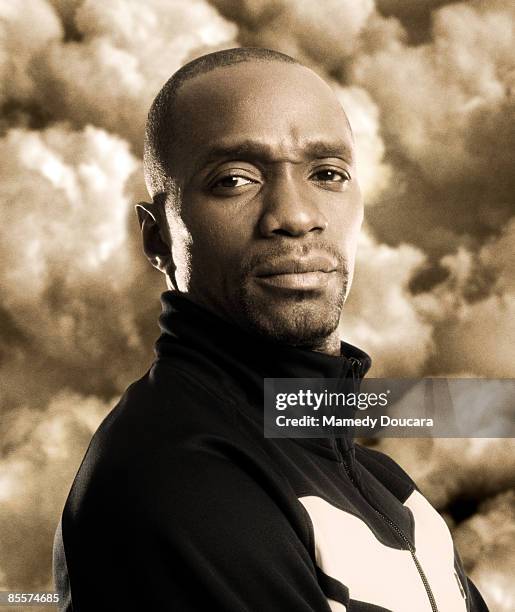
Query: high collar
154,291,372,457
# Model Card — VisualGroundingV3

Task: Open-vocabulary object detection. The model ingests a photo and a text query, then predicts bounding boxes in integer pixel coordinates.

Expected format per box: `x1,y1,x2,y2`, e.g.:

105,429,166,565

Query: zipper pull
348,357,362,391
348,357,361,375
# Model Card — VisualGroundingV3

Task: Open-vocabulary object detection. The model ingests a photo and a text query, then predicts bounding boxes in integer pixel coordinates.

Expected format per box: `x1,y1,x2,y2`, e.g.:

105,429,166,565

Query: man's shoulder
68,362,240,496
63,362,271,528
93,362,234,459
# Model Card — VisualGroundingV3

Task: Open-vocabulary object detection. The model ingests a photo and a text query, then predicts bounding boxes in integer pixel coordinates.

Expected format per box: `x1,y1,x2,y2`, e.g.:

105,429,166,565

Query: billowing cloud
0,0,62,106
333,84,391,202
378,435,515,504
0,391,112,589
414,218,515,376
453,489,515,612
0,124,157,400
374,0,457,43
353,0,515,257
210,0,374,70
1,125,133,302
341,230,433,376
2,0,237,145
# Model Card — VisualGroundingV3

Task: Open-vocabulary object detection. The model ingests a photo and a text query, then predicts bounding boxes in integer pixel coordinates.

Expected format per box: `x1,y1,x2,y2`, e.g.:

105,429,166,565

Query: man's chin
237,289,343,348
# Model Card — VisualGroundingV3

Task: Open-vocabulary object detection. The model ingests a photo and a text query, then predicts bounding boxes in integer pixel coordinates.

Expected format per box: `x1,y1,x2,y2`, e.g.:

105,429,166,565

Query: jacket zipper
335,356,440,612
336,447,439,612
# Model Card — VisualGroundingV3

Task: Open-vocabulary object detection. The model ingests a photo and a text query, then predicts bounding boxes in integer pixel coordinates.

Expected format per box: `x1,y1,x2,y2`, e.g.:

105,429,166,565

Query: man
53,48,488,611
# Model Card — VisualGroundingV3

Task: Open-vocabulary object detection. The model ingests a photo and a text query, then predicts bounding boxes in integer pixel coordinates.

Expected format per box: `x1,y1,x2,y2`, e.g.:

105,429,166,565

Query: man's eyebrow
198,139,354,170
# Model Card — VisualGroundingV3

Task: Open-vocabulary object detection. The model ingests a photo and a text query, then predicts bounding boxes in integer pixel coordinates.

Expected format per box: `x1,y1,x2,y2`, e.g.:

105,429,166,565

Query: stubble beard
235,267,349,349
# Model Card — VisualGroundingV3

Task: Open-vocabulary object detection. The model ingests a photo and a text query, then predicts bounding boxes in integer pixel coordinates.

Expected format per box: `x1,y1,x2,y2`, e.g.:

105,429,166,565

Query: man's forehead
165,60,355,178
174,60,346,121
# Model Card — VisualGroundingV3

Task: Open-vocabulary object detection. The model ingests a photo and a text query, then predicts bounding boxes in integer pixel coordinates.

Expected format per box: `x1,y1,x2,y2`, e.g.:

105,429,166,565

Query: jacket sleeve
60,436,334,612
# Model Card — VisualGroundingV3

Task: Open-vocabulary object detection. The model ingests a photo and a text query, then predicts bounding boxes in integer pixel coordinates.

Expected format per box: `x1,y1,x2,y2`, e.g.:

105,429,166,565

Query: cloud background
0,0,513,609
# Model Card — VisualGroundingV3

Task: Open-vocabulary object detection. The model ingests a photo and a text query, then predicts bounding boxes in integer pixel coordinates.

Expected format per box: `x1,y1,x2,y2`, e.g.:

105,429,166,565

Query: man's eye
213,175,255,189
311,169,350,183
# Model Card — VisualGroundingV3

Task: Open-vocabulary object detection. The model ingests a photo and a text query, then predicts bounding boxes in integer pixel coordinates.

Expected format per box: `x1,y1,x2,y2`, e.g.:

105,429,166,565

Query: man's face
163,61,363,348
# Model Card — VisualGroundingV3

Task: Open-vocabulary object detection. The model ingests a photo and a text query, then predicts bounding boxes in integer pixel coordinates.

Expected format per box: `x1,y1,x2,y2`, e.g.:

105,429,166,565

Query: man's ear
135,201,175,283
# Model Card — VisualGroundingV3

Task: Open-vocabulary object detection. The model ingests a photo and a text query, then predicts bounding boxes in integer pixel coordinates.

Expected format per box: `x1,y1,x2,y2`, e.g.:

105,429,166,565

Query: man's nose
258,172,328,237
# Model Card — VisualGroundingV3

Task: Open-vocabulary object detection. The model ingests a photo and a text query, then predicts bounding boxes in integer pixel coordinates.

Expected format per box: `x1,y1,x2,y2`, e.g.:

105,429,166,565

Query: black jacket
54,291,488,611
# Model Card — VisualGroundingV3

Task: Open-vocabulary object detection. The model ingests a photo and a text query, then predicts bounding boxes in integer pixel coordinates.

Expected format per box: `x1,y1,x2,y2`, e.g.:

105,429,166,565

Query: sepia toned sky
0,0,514,608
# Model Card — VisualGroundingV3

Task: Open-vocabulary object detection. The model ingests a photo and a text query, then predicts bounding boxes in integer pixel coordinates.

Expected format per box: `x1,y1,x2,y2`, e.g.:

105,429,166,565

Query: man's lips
253,255,337,276
252,256,338,291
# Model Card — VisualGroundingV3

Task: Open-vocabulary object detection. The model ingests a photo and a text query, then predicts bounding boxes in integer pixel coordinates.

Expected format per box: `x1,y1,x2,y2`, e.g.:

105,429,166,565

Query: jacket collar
155,290,372,456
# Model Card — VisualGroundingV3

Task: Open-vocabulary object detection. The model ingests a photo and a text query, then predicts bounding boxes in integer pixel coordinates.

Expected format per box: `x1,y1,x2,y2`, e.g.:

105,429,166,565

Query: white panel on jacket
299,490,467,612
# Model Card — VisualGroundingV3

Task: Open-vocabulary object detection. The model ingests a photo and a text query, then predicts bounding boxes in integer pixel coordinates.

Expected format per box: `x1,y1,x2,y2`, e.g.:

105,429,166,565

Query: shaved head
144,47,299,198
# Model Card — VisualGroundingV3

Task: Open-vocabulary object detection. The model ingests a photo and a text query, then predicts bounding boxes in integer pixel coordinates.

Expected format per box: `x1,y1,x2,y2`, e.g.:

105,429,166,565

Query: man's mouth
253,256,338,291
